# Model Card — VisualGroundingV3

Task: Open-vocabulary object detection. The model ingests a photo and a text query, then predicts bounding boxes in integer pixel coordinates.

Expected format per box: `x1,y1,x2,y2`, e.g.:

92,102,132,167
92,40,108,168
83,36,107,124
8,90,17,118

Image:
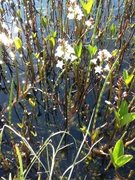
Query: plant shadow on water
0,0,135,179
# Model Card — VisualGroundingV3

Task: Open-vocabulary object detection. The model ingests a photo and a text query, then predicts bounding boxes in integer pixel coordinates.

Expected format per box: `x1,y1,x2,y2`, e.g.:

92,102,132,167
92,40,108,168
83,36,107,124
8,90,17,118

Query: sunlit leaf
74,42,82,58
110,23,116,37
119,100,128,117
131,112,135,119
16,10,21,18
123,69,134,87
41,16,47,27
112,139,124,161
51,31,57,38
14,37,22,50
88,45,97,58
17,123,24,129
112,49,119,57
115,155,133,168
32,32,37,38
80,0,94,15
49,37,55,47
28,98,36,107
30,131,37,137
120,113,135,127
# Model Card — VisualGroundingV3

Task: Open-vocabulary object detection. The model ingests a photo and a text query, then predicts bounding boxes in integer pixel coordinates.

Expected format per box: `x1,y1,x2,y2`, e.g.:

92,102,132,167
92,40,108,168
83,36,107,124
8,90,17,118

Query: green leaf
41,16,47,27
51,31,57,38
123,69,134,87
16,10,21,18
120,113,135,127
17,123,24,129
125,74,134,86
74,42,82,58
32,32,37,38
28,98,36,107
115,155,133,168
110,23,116,37
113,108,120,128
119,100,128,118
15,144,25,180
49,37,55,47
131,112,135,119
14,37,22,50
112,139,124,161
133,36,135,45
123,69,128,80
88,45,97,58
80,0,94,15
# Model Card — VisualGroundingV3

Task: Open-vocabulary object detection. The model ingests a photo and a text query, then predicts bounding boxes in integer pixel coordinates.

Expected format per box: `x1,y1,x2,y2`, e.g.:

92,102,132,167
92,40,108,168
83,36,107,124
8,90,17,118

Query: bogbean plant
0,0,135,179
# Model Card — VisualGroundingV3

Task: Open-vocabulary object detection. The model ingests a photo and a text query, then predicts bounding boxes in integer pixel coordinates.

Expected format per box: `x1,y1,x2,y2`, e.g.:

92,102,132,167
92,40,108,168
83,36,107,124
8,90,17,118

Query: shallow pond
0,0,135,179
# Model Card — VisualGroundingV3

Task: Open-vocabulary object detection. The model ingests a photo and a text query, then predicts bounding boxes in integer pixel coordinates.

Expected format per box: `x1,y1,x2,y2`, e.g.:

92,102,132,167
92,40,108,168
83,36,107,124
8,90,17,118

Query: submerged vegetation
0,0,135,179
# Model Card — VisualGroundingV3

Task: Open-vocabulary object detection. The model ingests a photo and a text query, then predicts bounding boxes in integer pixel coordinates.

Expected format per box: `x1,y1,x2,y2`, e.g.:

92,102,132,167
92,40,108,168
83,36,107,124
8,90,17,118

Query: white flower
67,1,84,20
55,39,77,62
91,58,97,65
85,17,94,28
70,0,76,3
67,12,75,19
1,22,8,30
0,60,3,65
97,49,112,62
0,33,13,46
95,66,103,74
77,12,84,20
70,54,77,61
55,39,77,68
104,64,110,72
56,60,64,69
105,100,112,105
9,51,15,60
55,46,64,57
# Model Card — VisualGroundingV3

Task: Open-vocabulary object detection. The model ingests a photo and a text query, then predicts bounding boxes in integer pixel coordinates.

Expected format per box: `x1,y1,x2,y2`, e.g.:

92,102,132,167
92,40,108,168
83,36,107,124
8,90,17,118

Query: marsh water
0,0,135,179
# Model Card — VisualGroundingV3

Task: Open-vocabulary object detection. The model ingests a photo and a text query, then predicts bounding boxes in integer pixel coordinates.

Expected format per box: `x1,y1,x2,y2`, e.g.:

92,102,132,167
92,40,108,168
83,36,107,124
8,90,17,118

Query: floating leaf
14,37,22,50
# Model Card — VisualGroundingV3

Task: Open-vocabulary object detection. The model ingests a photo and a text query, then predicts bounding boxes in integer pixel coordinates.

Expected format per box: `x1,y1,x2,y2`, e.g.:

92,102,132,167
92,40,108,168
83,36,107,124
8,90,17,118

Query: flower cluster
55,38,77,68
91,49,112,74
67,0,84,20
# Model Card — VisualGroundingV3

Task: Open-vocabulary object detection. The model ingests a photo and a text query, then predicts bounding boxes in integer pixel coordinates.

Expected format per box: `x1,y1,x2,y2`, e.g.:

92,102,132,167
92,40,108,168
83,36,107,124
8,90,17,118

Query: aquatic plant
0,0,134,179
